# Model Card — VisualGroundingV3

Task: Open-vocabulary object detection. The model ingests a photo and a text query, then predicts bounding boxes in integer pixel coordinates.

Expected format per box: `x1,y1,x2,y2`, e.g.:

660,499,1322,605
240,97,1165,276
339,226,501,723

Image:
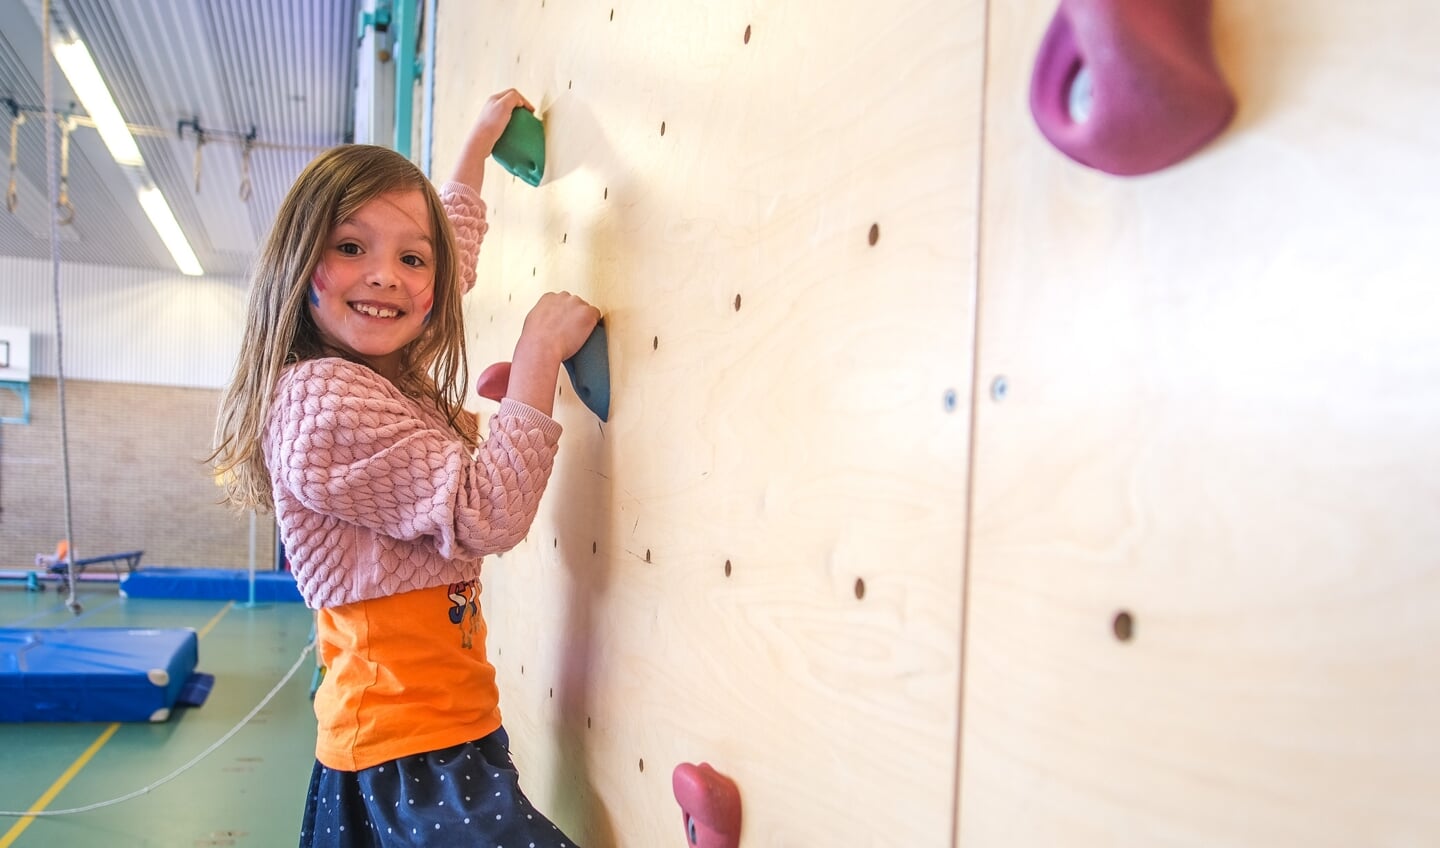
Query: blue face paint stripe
309,285,321,306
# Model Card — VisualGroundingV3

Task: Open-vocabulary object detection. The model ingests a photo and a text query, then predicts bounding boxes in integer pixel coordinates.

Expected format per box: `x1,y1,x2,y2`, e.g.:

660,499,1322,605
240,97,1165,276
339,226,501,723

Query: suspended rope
192,123,205,193
56,115,74,225
238,129,255,202
40,0,81,614
6,107,22,214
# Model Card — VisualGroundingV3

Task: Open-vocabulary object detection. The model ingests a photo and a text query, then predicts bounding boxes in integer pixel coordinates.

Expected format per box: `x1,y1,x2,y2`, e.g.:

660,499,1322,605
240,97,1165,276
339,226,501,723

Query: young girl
211,88,597,847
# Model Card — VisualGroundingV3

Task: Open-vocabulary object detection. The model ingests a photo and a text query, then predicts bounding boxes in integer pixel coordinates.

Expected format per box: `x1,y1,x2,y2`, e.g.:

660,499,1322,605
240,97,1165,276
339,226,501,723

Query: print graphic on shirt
447,579,481,649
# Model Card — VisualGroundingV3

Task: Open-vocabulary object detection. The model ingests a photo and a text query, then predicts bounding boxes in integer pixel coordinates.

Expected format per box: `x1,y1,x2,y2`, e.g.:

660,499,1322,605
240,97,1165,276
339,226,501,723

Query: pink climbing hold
1029,0,1237,176
673,762,741,848
475,361,511,401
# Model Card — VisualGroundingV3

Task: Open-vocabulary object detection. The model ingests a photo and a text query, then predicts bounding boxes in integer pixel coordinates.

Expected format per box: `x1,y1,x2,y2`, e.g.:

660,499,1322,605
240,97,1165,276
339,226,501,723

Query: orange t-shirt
312,578,501,771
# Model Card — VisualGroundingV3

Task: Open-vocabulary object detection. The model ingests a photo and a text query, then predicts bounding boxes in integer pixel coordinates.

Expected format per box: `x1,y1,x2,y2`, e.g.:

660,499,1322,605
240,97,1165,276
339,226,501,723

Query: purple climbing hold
1030,0,1237,176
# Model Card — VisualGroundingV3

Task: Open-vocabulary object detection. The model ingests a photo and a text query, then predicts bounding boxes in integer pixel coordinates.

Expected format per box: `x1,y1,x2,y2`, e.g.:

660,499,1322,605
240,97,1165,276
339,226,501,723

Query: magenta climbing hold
672,762,741,848
1029,0,1237,176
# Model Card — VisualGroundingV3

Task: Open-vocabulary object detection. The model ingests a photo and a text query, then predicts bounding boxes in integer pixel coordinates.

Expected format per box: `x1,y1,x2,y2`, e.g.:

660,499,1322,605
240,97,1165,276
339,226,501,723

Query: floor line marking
0,724,120,847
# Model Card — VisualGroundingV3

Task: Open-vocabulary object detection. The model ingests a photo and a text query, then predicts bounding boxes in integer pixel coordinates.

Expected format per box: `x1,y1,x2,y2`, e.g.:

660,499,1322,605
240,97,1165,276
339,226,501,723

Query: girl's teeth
353,303,399,318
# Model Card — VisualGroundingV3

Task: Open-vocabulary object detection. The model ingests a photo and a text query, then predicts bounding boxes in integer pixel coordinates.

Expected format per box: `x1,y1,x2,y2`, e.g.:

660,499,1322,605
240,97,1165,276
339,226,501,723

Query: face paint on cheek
421,293,434,324
309,271,327,307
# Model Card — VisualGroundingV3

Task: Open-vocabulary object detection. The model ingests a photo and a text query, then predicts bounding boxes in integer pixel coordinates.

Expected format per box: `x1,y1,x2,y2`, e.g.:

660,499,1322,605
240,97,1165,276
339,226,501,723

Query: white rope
0,641,315,818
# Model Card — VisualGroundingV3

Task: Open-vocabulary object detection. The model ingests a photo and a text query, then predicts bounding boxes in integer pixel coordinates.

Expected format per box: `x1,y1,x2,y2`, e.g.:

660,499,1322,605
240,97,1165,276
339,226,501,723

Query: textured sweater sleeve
440,180,487,295
268,359,561,605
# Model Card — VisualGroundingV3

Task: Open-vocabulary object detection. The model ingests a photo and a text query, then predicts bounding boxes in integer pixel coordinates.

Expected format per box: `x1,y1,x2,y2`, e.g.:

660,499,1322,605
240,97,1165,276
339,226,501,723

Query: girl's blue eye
336,243,360,255
402,255,426,268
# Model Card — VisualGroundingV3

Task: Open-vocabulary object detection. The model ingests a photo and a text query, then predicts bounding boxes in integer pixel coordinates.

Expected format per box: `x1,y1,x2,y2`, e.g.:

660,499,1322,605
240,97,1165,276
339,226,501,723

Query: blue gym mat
0,627,200,722
120,568,303,602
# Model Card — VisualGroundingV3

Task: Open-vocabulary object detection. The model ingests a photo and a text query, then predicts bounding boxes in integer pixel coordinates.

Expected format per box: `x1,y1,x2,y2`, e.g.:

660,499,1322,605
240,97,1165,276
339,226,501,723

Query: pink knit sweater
264,181,563,609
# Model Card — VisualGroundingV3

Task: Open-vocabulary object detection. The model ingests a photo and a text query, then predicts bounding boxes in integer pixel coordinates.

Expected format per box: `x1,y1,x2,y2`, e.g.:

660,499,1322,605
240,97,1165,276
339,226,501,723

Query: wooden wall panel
960,2,1440,845
432,1,982,844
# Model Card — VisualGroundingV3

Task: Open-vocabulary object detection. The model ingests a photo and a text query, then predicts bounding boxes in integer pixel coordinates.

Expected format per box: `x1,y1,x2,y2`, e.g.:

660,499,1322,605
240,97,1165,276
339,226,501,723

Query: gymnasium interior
1,0,1437,846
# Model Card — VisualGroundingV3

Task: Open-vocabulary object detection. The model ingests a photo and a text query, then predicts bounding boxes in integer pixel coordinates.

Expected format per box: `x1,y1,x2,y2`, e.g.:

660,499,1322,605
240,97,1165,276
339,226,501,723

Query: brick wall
0,378,275,571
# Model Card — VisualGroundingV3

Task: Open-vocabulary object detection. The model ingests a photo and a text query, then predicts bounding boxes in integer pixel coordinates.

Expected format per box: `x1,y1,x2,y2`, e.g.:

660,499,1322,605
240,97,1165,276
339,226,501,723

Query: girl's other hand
517,292,601,365
502,292,601,416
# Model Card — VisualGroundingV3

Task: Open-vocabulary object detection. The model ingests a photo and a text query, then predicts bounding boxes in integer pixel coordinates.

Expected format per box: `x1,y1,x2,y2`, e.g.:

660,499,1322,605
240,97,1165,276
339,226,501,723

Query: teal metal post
392,0,421,158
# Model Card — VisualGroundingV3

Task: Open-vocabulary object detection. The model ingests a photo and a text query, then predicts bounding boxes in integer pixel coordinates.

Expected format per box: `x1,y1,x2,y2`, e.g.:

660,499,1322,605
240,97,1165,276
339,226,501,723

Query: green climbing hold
492,107,546,187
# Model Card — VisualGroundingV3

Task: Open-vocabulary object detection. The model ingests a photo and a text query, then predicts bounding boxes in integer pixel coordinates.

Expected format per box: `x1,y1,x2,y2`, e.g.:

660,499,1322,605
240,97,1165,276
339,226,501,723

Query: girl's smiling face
309,188,437,380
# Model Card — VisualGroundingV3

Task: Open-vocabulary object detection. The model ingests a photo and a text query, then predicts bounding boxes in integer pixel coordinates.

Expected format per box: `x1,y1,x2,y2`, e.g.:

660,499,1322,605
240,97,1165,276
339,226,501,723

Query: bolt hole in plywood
1112,610,1134,642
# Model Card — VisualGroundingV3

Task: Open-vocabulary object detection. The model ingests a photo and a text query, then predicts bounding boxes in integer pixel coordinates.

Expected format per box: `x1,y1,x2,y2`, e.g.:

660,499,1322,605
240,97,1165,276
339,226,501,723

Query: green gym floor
0,583,318,847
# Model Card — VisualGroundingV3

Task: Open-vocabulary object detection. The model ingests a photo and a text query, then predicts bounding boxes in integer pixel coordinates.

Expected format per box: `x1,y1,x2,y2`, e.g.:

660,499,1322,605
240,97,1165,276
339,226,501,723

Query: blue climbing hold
563,323,610,422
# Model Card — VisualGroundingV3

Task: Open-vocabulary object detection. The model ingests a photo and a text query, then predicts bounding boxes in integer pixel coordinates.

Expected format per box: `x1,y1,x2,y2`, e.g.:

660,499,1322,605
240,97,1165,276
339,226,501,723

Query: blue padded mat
120,568,303,603
0,627,199,722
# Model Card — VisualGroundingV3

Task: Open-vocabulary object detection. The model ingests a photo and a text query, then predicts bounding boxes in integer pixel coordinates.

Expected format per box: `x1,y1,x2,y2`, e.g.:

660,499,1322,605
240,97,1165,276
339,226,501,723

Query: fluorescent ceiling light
138,187,204,276
51,38,144,167
48,34,204,276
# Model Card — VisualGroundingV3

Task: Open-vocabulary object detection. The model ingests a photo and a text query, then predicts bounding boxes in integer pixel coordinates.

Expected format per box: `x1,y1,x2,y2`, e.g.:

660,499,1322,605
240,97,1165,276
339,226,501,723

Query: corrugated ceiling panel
202,0,358,249
0,0,357,277
0,11,159,268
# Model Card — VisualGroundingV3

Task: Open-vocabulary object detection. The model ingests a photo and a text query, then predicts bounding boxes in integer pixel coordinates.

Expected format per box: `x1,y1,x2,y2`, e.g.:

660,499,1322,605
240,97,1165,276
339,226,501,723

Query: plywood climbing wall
430,0,981,844
959,1,1440,845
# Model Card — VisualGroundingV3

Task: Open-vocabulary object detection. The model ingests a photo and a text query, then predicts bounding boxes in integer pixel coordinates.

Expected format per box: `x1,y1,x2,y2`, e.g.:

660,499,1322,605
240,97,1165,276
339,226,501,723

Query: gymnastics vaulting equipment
1029,0,1236,176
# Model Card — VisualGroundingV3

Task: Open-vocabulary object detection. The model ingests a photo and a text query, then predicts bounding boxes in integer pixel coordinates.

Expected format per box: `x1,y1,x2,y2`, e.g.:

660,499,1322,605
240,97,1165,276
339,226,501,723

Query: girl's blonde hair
210,144,476,512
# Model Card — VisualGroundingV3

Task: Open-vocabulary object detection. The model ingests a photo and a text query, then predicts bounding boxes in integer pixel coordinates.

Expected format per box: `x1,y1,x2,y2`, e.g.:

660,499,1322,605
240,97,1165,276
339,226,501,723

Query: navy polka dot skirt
299,727,582,847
